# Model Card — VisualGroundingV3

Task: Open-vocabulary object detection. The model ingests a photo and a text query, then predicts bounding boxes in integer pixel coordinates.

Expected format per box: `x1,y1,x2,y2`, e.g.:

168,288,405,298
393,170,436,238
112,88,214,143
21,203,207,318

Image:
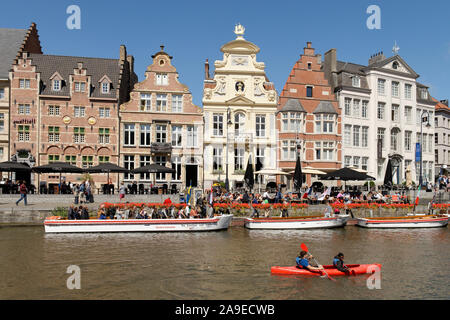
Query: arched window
234,112,246,136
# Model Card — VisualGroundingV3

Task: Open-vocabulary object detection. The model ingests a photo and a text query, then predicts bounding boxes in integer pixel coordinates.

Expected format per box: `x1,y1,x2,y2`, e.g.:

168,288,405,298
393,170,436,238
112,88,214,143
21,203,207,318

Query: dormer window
101,82,110,94
53,79,61,91
392,61,399,70
352,76,361,88
420,89,428,100
75,82,86,92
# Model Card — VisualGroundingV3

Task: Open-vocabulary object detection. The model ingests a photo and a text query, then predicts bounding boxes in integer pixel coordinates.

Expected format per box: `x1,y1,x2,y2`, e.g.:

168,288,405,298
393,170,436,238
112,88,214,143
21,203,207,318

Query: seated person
296,251,324,273
333,253,351,275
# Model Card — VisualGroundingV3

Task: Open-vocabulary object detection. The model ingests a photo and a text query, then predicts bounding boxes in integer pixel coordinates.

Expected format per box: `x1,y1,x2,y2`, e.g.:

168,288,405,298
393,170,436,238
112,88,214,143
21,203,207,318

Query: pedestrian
15,181,28,206
119,182,126,202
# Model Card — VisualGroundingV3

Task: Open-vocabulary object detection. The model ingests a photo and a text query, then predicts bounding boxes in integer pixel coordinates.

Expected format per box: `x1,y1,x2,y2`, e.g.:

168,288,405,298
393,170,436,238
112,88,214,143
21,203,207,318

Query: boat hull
244,215,349,230
44,215,234,233
357,216,448,229
271,264,382,276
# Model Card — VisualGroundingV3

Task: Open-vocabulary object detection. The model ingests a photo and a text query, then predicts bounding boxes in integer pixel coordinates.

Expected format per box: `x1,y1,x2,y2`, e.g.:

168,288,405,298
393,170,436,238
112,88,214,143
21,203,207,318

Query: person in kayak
333,253,351,275
296,251,324,273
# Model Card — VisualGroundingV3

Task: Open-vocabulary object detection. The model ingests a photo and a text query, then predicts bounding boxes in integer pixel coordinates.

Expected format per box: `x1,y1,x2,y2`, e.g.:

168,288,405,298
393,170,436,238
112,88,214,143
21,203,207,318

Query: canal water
0,225,448,300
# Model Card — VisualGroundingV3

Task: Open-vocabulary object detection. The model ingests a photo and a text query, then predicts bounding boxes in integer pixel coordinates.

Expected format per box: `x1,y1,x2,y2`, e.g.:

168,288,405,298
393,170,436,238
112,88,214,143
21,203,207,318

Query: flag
209,187,213,205
415,184,421,206
318,187,331,201
244,155,254,190
302,187,311,199
186,186,193,204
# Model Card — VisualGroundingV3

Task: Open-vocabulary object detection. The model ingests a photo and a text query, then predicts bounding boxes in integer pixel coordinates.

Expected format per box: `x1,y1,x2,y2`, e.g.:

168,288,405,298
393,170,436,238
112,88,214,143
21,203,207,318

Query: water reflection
0,225,448,300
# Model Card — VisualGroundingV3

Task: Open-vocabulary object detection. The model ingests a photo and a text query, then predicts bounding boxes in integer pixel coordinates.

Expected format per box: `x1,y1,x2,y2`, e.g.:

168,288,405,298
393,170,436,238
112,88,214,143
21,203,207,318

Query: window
405,84,412,99
82,156,93,169
391,129,399,152
315,115,321,133
156,125,167,143
19,79,30,89
99,128,110,144
156,94,167,112
316,142,334,161
391,105,399,122
377,102,385,120
404,106,412,123
140,93,151,111
124,155,135,180
306,86,313,97
352,76,360,88
362,126,369,148
65,155,77,165
344,125,352,146
282,141,297,161
315,114,334,133
74,106,85,117
213,114,223,136
405,131,412,151
404,160,412,179
362,157,369,171
124,124,135,146
435,133,439,145
377,79,385,95
213,147,223,171
48,105,60,116
362,101,368,118
344,98,351,116
187,125,198,147
282,112,301,132
307,62,312,70
416,109,422,125
353,126,360,147
256,115,266,137
18,125,30,141
74,82,86,92
0,88,4,99
391,81,399,97
99,107,110,118
140,124,151,147
353,156,360,168
171,156,182,181
171,125,182,147
74,127,85,143
420,89,428,100
0,113,4,132
377,128,385,149
377,160,384,179
155,156,167,181
353,100,360,117
156,73,168,86
18,104,30,115
101,82,109,94
172,95,183,113
53,80,61,91
234,148,244,171
48,126,60,143
256,147,265,169
428,134,433,153
234,113,246,136
344,156,352,167
48,155,60,163
139,156,151,180
99,156,110,163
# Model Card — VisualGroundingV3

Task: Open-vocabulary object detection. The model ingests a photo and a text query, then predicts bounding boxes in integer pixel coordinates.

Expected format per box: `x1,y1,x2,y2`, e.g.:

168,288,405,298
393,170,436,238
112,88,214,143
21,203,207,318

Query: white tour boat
44,215,234,233
356,215,448,229
244,215,350,230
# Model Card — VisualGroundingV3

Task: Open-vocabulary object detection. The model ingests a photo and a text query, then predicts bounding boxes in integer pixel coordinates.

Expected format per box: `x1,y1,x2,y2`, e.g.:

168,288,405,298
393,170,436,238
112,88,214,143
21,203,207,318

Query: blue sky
1,0,449,106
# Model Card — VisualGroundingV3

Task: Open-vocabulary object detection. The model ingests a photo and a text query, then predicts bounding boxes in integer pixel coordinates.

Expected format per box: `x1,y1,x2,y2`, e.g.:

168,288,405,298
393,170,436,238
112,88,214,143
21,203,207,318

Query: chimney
205,59,210,80
307,42,312,48
120,45,127,62
369,51,385,65
127,55,135,74
324,48,337,90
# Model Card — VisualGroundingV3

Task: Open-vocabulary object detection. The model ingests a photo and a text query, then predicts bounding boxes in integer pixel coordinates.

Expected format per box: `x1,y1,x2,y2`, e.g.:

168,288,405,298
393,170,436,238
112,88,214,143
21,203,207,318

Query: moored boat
44,214,234,233
244,215,350,230
357,215,448,229
271,264,382,276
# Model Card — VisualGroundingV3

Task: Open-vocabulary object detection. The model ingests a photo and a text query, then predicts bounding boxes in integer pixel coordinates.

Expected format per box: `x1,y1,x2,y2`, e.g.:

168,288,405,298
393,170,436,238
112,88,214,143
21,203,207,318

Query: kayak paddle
300,243,336,282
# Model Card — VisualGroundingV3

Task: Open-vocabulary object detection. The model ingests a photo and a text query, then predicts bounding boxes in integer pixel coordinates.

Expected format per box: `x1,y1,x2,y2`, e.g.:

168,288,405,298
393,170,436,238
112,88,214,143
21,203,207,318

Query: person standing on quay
119,182,126,202
16,181,28,206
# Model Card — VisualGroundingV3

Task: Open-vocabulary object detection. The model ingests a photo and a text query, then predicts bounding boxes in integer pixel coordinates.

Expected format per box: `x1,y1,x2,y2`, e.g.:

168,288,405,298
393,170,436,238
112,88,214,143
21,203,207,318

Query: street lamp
419,110,431,187
225,107,232,192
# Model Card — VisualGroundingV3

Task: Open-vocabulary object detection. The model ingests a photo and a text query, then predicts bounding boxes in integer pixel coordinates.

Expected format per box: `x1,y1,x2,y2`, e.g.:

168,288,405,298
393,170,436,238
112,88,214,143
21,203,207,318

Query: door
185,165,198,187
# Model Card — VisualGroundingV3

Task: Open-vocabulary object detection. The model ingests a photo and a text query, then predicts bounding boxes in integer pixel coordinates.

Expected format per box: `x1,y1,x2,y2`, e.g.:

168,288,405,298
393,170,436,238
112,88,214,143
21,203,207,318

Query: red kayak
271,264,382,276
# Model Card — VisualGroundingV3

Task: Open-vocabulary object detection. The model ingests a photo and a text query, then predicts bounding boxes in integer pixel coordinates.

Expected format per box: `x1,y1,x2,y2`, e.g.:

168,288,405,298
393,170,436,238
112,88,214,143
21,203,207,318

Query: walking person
15,181,28,206
119,182,126,202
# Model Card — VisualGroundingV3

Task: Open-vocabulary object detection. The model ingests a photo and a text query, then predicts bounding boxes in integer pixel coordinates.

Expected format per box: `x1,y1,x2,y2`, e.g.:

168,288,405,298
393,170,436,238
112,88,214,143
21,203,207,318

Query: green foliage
51,207,68,218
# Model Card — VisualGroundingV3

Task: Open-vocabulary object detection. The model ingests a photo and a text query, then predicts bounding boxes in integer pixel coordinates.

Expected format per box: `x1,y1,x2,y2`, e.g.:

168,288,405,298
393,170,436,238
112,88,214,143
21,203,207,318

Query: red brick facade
277,42,342,188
